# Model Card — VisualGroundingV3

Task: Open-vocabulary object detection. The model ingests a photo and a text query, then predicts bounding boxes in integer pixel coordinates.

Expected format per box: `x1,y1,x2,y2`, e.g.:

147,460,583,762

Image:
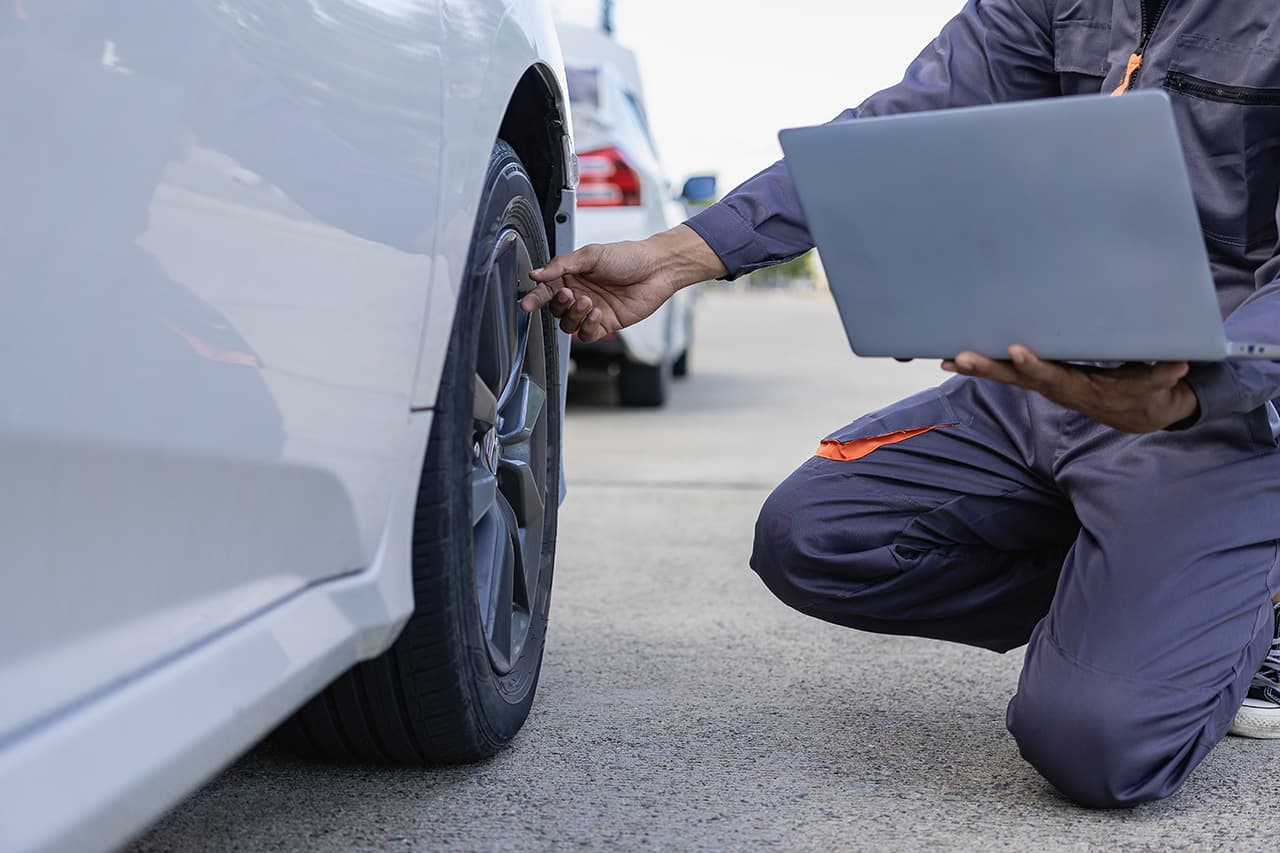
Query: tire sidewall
429,141,560,746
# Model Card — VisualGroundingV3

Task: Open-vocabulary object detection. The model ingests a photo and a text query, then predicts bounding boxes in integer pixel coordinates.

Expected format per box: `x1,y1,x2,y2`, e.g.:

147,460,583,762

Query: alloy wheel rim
470,227,549,676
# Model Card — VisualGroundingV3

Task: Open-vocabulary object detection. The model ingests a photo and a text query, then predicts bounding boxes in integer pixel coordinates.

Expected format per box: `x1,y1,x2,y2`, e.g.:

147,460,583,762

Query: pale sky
553,1,967,191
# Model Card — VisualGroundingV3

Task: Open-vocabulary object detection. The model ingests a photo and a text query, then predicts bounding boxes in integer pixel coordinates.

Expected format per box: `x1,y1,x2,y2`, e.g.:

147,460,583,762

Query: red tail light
577,146,642,208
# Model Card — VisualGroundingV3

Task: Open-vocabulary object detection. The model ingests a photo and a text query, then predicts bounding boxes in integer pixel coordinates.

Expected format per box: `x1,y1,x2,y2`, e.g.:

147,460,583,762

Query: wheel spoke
499,492,534,662
499,375,546,448
516,518,543,614
495,237,535,412
498,456,544,526
493,237,520,384
471,469,498,527
473,373,498,429
477,235,517,395
497,312,532,412
488,494,520,671
472,513,500,636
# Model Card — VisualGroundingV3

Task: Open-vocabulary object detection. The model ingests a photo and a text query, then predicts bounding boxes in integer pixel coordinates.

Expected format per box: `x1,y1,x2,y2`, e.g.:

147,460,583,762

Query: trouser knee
1007,635,1221,808
750,480,817,612
751,468,918,621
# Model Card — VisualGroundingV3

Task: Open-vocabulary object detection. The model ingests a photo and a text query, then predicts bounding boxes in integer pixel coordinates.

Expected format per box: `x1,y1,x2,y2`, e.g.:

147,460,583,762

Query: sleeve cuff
1171,362,1242,429
684,203,763,281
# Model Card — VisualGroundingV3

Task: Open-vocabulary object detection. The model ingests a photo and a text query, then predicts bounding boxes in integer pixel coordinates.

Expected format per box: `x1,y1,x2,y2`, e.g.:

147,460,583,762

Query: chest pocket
1162,34,1280,252
1053,20,1112,96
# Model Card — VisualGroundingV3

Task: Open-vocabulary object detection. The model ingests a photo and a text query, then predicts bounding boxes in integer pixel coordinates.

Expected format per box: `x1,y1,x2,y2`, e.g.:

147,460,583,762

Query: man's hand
942,345,1200,433
521,224,726,342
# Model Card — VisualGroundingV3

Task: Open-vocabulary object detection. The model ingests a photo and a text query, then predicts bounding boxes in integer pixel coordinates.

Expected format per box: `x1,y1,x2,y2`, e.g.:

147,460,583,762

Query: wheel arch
411,53,574,412
498,63,575,258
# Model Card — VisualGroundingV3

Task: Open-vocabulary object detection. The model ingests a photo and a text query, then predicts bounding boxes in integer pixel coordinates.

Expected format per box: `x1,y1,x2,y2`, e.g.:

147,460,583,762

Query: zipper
1165,71,1280,106
1111,0,1172,95
1138,0,1171,55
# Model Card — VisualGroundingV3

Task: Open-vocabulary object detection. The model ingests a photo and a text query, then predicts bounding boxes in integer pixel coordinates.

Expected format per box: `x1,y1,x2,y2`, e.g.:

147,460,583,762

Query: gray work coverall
686,0,1280,807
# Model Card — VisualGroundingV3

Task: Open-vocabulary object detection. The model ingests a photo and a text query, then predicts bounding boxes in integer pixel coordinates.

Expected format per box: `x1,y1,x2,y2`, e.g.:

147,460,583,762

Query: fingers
1003,348,1188,392
1006,345,1078,389
522,271,579,313
943,351,1025,386
945,346,1175,396
558,294,595,335
945,348,1197,434
572,310,603,343
521,280,560,313
1150,360,1190,385
548,288,574,317
525,283,591,329
531,288,575,322
943,347,1085,400
536,285,608,340
522,246,602,313
529,245,599,283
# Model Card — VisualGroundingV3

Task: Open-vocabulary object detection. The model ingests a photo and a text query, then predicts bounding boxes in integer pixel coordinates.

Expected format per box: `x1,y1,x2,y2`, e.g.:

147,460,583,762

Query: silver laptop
778,91,1276,361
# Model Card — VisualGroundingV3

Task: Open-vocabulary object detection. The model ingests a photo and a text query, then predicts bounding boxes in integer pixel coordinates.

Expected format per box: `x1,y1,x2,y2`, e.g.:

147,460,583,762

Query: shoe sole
1229,707,1280,739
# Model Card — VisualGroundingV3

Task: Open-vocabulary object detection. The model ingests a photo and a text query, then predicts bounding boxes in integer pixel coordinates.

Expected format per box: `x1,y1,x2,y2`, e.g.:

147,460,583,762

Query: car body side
0,2,573,851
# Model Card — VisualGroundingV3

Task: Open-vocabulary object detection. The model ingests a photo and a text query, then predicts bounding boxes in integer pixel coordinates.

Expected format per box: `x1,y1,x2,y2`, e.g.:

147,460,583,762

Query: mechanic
522,0,1280,808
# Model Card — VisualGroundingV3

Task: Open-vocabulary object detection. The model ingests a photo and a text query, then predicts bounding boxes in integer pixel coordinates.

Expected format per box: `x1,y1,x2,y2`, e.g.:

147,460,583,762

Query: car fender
411,0,573,411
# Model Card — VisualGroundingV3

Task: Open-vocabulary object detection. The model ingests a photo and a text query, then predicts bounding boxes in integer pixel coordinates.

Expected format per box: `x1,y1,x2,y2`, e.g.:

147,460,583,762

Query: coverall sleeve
685,0,1059,279
1181,254,1280,425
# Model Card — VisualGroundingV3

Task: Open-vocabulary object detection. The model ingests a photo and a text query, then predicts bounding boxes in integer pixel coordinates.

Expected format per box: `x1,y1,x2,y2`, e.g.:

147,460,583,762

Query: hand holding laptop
943,345,1198,433
779,92,1276,363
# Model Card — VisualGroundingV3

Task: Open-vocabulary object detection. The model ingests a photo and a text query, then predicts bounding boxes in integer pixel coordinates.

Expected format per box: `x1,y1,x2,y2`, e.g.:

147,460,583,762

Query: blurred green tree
745,249,818,290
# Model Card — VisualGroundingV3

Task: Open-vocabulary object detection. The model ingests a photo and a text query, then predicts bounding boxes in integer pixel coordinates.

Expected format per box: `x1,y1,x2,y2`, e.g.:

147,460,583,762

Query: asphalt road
133,290,1277,852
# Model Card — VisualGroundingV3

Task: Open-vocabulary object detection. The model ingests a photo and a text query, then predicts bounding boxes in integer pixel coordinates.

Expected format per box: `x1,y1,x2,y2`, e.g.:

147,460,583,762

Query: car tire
617,356,669,407
277,140,560,764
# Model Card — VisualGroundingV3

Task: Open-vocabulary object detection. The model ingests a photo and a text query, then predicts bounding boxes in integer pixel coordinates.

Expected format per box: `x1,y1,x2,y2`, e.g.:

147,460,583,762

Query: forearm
647,224,728,290
683,160,815,281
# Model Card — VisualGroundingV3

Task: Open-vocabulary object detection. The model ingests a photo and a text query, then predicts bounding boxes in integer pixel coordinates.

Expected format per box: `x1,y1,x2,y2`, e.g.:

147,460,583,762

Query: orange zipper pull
1112,52,1145,96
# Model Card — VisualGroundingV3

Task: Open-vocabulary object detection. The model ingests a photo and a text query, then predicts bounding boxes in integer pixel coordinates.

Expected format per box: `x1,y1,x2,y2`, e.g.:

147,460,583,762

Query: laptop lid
779,91,1229,362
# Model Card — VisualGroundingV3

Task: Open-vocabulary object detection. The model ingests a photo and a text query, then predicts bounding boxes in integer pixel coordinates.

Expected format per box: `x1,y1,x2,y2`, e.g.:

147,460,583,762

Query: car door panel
0,0,444,740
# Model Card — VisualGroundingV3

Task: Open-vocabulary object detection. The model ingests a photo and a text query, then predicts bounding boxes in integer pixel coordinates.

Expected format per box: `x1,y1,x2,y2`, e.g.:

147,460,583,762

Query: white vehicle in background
558,23,717,407
0,3,575,851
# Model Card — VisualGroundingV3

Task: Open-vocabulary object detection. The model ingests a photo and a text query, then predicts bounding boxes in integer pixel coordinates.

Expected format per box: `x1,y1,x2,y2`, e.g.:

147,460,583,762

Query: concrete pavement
132,291,1277,852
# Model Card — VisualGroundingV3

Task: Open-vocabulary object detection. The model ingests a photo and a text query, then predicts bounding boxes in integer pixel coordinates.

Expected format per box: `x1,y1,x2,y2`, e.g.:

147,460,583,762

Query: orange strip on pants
815,425,951,462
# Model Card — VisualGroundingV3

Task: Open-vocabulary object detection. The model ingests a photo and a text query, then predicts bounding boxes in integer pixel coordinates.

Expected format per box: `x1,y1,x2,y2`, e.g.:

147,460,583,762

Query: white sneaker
1230,603,1280,739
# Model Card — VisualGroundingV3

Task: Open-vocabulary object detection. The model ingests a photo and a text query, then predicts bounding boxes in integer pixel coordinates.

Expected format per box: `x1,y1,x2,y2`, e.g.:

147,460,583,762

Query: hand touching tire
521,224,727,341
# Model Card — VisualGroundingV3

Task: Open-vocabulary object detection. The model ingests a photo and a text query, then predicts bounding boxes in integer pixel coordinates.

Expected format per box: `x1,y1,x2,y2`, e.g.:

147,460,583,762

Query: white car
558,23,715,407
0,3,575,851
